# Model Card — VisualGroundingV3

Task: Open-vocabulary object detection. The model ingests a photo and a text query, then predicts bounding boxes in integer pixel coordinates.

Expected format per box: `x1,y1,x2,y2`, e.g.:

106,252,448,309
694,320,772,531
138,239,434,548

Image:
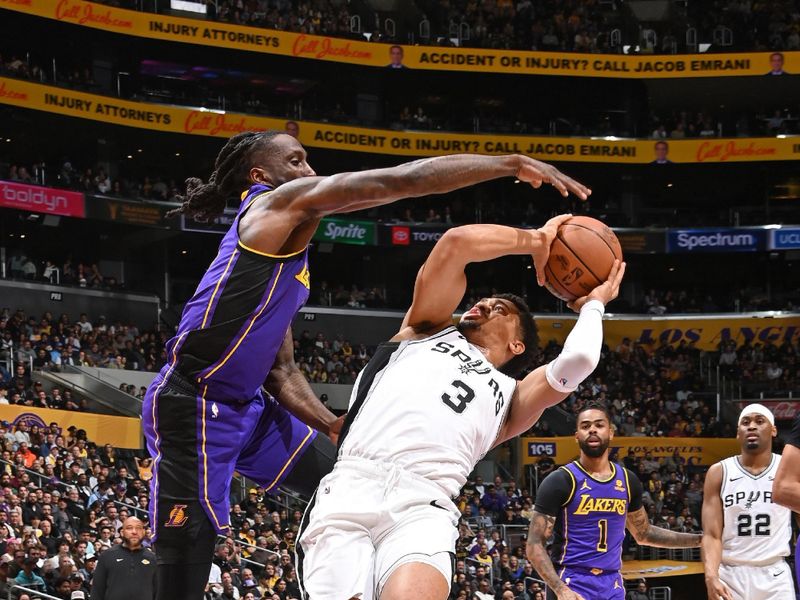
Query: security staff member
92,517,156,600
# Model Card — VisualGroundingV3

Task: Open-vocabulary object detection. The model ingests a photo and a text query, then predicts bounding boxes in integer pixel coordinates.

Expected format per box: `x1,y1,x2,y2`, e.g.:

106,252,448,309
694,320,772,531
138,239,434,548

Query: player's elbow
427,227,473,264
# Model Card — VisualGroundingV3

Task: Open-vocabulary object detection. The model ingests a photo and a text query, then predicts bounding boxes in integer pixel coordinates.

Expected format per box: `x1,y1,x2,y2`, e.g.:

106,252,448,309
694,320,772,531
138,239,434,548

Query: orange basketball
544,216,623,302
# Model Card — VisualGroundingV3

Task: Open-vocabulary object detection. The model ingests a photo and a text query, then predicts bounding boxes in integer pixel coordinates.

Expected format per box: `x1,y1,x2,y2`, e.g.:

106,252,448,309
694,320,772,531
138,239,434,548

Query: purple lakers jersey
165,183,310,402
551,462,633,572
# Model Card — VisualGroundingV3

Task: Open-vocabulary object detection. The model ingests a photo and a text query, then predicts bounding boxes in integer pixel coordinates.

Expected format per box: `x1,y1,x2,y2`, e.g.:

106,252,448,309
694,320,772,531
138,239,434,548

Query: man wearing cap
702,404,795,600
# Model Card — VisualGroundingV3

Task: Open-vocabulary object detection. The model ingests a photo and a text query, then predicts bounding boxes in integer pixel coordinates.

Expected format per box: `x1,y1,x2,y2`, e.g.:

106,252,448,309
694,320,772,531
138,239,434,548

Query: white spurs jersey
719,454,791,566
338,327,517,498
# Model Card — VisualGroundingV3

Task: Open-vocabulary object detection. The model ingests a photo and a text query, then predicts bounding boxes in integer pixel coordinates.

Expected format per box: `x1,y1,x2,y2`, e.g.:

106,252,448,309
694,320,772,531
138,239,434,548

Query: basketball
544,216,623,302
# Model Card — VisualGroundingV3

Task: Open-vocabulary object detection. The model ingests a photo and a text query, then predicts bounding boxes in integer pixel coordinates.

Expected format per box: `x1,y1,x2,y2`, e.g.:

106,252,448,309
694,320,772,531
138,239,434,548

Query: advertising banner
615,230,666,254
312,217,376,246
0,405,142,448
771,227,800,250
0,179,85,217
180,208,238,234
735,400,800,421
521,436,739,466
2,78,800,164
535,313,800,350
3,1,800,78
85,195,170,228
666,228,767,253
383,224,449,246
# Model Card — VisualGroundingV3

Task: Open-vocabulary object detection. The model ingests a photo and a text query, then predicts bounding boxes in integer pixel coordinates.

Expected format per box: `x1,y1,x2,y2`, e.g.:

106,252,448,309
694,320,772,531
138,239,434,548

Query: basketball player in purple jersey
773,413,800,593
528,403,701,600
143,129,590,599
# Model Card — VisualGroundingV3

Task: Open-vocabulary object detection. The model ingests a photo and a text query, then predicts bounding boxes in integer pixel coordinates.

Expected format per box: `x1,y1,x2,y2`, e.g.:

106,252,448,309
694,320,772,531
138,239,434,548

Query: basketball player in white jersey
702,403,795,600
297,216,625,600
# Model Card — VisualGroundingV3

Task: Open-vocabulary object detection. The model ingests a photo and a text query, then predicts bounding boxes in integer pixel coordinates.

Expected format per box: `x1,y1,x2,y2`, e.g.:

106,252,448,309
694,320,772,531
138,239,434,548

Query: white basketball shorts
718,560,795,600
297,456,459,600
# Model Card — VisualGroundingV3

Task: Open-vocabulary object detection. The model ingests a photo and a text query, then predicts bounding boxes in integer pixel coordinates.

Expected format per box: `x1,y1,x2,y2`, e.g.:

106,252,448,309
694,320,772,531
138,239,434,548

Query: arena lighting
170,0,205,13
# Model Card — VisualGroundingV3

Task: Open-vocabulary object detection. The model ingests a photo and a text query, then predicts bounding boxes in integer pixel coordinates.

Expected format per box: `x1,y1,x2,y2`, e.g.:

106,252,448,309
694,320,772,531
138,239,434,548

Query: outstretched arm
240,155,589,255
274,154,590,218
701,464,733,600
264,328,341,440
626,507,702,548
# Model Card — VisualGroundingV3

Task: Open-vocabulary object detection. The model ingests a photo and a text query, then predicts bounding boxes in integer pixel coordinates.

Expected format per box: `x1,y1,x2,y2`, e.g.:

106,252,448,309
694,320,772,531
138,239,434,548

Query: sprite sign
313,217,376,246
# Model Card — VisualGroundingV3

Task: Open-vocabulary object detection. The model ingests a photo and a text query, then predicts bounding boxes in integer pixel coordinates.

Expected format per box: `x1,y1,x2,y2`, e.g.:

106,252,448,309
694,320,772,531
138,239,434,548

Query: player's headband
738,403,774,426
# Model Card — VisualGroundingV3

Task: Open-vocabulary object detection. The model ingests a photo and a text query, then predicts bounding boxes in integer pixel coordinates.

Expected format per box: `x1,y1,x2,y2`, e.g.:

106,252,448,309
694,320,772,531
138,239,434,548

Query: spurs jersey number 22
720,454,791,565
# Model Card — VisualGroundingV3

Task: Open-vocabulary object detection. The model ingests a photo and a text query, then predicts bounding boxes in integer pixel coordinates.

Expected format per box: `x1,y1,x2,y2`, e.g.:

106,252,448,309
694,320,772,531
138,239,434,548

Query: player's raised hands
516,156,592,199
705,576,734,600
567,259,626,313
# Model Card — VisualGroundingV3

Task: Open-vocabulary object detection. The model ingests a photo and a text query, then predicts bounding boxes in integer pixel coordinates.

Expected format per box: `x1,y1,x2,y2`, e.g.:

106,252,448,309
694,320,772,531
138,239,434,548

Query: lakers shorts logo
165,504,189,527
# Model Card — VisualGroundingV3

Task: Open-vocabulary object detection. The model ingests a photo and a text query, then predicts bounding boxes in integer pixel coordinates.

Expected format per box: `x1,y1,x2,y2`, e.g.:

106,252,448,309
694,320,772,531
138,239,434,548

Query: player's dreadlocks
167,130,283,221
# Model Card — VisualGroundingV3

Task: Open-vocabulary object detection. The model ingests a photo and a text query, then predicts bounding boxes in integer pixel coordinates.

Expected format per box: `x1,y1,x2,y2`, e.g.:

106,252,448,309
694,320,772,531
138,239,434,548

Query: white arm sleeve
545,300,604,393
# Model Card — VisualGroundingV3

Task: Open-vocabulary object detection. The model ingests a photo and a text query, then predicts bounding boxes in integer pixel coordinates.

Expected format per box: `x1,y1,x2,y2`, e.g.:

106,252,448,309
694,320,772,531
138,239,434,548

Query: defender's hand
516,157,591,199
567,259,626,313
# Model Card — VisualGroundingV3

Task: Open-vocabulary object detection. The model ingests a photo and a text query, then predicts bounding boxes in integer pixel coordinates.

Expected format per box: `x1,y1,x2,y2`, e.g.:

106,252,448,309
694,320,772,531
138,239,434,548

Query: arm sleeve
787,414,800,448
627,470,644,512
545,300,604,393
533,468,574,516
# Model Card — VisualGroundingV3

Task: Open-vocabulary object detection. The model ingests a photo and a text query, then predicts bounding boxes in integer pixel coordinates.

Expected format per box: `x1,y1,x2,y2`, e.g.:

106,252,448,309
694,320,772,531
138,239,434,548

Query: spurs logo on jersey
338,327,517,498
719,454,791,566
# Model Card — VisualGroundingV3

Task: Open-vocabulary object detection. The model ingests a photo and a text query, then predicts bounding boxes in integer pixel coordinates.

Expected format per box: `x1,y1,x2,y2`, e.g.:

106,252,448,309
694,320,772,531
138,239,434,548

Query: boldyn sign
667,228,766,253
313,217,375,246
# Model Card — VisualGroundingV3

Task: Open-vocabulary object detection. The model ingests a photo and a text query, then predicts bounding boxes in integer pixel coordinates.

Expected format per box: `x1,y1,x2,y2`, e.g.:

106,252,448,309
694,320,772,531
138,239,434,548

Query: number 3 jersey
720,454,791,565
337,327,517,498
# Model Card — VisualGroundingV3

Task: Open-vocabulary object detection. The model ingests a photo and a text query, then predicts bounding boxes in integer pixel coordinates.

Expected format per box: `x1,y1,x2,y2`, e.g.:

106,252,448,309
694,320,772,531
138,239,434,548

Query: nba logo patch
165,504,189,528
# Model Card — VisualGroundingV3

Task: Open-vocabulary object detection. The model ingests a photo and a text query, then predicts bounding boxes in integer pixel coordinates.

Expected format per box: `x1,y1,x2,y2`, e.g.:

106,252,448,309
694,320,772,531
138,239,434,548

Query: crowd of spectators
2,157,182,205
292,330,373,385
7,253,123,292
100,0,800,53
718,337,800,394
649,107,800,140
311,281,387,309
0,52,96,91
0,417,154,600
634,287,799,315
0,308,168,382
535,336,732,439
